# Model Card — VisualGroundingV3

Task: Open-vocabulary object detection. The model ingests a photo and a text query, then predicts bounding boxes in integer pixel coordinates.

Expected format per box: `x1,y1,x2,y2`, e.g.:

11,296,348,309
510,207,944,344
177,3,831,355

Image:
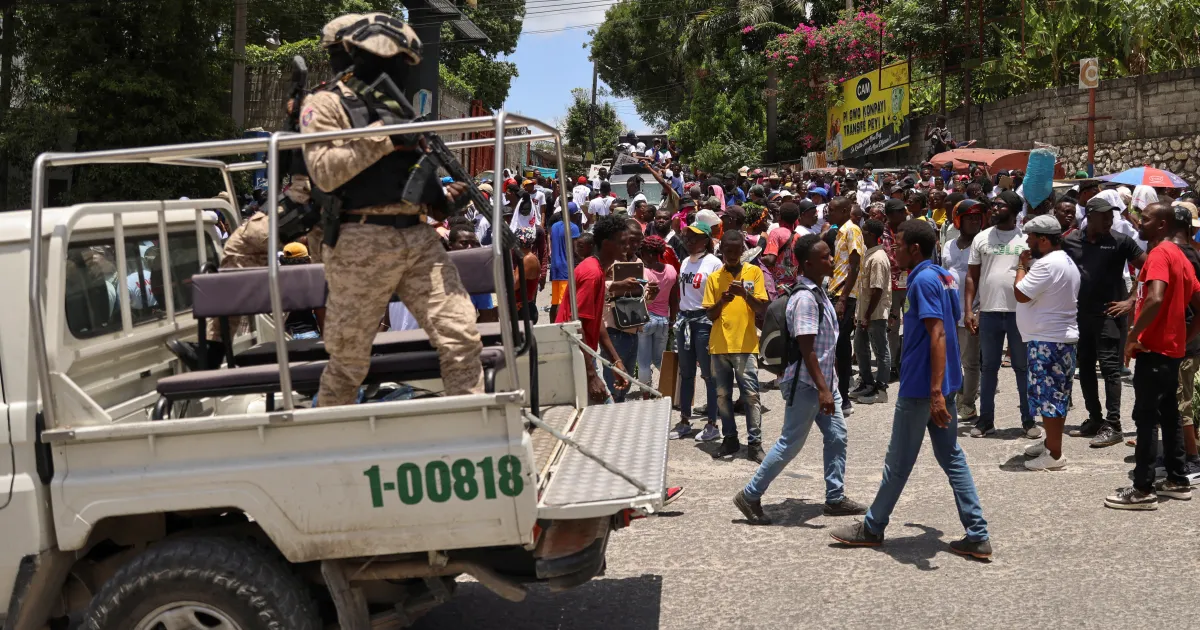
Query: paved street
418,355,1200,629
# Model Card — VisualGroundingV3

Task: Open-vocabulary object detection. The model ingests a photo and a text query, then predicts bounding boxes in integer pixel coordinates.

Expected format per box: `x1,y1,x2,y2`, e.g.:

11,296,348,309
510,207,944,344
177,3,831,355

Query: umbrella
1097,166,1189,189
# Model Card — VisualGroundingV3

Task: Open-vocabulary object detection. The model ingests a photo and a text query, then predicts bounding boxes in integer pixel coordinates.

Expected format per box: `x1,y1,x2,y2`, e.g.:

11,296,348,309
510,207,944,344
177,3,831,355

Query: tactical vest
322,79,420,211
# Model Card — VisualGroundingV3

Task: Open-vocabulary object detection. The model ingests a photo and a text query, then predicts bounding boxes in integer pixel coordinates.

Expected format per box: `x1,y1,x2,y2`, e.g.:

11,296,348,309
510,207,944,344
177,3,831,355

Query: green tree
561,88,626,159
438,0,525,110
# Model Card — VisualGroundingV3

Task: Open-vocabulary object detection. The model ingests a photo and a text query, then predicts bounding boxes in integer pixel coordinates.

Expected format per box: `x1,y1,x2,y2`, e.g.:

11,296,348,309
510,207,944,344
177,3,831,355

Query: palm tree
681,0,807,161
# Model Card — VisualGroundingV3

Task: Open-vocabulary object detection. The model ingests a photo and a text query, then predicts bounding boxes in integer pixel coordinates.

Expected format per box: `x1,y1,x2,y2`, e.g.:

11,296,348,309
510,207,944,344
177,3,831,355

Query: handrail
29,111,570,426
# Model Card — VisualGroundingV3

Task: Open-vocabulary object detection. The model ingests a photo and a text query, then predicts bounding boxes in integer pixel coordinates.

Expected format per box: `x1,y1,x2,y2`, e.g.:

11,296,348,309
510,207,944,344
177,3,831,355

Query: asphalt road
416,343,1200,629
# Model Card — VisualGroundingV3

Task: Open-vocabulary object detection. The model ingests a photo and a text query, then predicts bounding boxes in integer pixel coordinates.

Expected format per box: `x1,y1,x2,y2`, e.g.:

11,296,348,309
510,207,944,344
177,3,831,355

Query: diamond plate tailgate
537,398,671,519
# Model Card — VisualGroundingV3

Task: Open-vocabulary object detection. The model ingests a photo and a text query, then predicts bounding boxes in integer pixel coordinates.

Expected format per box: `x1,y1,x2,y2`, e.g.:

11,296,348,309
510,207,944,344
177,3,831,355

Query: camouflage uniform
206,211,271,342
302,15,483,404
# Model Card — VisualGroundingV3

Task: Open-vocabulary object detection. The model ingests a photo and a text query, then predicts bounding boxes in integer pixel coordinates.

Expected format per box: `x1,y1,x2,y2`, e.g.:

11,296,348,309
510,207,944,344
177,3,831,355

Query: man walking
1061,196,1145,447
1106,203,1200,509
882,199,907,379
964,191,1036,437
826,197,862,416
850,219,891,404
548,202,583,324
1015,216,1081,470
733,234,867,524
830,220,991,560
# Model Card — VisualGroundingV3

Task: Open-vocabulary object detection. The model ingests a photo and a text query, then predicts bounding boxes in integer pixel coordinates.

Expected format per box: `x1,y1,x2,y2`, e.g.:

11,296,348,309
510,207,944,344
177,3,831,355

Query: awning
928,148,1065,178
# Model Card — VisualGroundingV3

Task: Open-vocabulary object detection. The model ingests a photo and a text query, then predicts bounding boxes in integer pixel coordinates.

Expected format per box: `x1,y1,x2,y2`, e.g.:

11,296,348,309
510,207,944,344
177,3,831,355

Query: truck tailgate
537,398,671,519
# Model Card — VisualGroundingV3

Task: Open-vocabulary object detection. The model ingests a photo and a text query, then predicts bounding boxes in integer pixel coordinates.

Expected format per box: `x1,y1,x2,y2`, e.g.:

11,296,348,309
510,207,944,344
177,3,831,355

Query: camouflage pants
1180,356,1200,428
206,212,270,342
317,222,483,406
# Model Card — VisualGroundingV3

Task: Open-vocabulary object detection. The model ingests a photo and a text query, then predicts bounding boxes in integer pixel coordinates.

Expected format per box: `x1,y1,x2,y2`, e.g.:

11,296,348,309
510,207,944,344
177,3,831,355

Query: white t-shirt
1015,249,1080,343
528,190,546,217
967,226,1028,313
678,253,723,311
387,302,421,332
589,196,615,217
941,238,973,327
509,199,540,230
572,185,591,208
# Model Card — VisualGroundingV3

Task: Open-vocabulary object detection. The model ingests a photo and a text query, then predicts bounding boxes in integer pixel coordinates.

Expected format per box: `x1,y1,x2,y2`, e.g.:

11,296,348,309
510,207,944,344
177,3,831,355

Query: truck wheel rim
134,601,242,630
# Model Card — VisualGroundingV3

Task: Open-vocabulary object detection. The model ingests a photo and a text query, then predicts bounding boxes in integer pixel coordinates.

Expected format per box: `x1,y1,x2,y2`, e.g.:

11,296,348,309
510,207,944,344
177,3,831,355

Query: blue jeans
744,382,846,503
603,328,639,403
978,311,1032,427
678,318,717,422
711,353,763,444
637,314,671,383
854,319,890,389
864,396,989,542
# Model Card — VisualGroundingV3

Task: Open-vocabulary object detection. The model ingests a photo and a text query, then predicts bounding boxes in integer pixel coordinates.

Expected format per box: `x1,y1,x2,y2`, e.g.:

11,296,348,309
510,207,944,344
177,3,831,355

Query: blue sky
502,0,652,134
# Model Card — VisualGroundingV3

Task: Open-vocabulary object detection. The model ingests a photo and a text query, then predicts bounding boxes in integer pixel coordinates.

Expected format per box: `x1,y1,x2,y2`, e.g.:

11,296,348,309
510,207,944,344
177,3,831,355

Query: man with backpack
733,234,868,525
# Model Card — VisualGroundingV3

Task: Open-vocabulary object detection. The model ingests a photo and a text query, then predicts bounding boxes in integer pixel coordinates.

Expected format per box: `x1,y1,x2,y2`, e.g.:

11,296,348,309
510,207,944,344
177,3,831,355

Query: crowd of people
511,152,1200,550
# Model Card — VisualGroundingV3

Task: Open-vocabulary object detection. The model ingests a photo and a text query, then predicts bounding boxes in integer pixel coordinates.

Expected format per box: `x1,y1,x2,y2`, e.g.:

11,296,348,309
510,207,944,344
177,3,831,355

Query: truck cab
1,113,671,629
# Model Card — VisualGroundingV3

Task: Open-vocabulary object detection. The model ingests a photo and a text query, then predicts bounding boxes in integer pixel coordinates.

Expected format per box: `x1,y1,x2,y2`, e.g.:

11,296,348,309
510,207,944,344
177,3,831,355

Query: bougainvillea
757,10,896,151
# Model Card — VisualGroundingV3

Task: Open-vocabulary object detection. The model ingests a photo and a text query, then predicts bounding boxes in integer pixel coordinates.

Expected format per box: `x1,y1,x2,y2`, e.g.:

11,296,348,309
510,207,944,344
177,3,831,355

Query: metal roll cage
29,112,577,427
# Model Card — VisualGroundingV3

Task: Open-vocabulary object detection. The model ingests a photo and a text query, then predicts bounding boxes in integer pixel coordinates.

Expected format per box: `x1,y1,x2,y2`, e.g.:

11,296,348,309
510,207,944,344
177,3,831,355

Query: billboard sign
826,62,910,161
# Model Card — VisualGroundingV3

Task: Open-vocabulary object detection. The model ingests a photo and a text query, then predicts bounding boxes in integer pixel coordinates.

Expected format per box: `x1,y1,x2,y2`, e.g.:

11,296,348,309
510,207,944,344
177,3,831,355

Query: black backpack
759,282,825,376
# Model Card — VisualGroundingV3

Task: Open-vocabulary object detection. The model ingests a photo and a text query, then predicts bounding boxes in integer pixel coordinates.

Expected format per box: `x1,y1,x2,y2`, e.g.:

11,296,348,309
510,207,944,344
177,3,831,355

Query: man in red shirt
556,214,631,403
1106,202,1200,510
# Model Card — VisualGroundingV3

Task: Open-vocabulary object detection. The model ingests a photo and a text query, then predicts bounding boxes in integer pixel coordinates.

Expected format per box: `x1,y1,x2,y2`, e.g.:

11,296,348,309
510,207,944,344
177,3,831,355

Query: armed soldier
300,13,484,405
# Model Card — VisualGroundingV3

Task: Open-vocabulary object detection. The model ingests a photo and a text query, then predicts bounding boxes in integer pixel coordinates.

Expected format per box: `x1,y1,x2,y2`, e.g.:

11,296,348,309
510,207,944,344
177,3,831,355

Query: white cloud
523,0,619,36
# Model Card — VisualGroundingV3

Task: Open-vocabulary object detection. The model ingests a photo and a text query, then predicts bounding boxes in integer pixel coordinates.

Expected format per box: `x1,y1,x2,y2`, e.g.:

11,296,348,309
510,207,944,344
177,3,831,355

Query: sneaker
746,442,765,464
948,537,993,560
970,419,996,438
1024,424,1044,439
842,401,854,417
1154,479,1193,500
958,411,978,424
733,490,772,525
663,486,684,506
692,404,708,416
859,387,889,404
668,421,694,440
695,423,721,442
714,434,740,458
1183,459,1200,483
824,496,867,516
1121,367,1133,378
1024,449,1067,471
829,520,883,547
1023,441,1046,458
1104,486,1159,510
1068,419,1102,438
848,382,874,400
1089,424,1123,448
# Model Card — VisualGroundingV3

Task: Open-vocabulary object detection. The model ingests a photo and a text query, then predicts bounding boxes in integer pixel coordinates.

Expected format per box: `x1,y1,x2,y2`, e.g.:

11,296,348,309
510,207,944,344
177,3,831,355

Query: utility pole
845,0,853,9
589,59,598,162
232,0,247,129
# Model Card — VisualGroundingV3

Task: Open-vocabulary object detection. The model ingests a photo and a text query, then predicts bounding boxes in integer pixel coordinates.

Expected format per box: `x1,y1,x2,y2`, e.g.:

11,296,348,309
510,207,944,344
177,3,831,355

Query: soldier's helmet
320,13,364,48
340,12,422,65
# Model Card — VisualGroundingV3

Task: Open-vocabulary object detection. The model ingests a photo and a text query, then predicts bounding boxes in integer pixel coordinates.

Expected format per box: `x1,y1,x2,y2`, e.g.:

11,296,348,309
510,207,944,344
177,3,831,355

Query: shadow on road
956,426,1027,441
414,574,664,630
829,523,947,572
740,497,826,529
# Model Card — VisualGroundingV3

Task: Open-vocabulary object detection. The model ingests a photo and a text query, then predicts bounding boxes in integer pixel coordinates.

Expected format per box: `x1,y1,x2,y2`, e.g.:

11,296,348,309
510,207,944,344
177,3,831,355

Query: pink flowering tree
759,10,895,152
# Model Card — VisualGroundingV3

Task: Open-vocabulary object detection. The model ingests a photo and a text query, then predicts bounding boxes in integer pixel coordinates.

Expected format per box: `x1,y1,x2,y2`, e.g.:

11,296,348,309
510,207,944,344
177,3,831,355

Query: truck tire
81,537,320,630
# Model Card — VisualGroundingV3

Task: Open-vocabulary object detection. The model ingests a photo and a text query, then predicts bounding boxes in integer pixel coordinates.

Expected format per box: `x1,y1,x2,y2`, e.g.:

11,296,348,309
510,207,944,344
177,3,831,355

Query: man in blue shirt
549,202,583,323
829,219,992,560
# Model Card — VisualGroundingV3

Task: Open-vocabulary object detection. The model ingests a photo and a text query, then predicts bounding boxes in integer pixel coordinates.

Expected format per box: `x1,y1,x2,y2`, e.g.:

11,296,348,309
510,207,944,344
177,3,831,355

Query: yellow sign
825,62,910,161
1079,58,1099,89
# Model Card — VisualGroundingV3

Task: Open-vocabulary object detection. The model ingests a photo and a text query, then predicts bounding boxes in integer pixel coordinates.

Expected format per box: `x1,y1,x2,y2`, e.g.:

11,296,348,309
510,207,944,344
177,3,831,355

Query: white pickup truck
0,113,671,629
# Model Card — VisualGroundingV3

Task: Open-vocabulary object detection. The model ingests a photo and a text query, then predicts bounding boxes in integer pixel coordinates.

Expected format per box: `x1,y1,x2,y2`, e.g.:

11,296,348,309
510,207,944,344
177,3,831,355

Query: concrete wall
848,67,1200,182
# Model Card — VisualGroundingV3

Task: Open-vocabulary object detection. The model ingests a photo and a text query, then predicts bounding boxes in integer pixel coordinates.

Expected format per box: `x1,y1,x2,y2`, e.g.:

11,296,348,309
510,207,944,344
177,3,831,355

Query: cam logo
855,77,872,101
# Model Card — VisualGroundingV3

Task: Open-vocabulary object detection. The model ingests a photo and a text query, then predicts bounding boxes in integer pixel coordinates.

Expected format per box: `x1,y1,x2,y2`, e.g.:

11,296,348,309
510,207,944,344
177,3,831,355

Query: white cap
778,190,794,198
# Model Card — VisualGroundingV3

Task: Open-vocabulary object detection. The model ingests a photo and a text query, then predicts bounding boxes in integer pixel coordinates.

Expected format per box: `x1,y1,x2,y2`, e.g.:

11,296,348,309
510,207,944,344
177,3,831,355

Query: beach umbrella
1097,166,1189,188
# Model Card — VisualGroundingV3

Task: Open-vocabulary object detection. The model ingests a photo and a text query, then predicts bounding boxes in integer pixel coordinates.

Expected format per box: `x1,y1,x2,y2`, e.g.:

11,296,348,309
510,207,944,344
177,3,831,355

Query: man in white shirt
942,199,984,422
964,190,1035,438
523,178,547,222
588,180,614,222
571,176,591,209
508,185,541,231
1014,214,1081,471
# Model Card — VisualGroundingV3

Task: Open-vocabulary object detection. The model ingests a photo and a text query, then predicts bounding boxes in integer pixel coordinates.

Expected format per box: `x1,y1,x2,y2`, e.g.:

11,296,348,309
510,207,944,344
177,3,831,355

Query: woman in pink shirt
637,235,680,391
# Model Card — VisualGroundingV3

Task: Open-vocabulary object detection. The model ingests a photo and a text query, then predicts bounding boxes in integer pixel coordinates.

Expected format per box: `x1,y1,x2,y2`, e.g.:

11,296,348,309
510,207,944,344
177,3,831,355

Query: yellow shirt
830,222,864,299
702,263,768,355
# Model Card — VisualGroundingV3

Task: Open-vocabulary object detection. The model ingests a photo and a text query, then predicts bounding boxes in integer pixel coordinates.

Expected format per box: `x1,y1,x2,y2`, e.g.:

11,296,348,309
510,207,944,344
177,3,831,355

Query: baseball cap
778,189,794,198
1074,170,1089,179
738,166,750,176
695,209,722,231
687,222,712,236
884,198,907,215
577,176,588,184
809,187,828,198
567,201,581,215
522,178,535,186
441,176,454,185
283,242,309,259
1023,214,1062,235
478,182,493,194
1085,196,1116,215
1173,201,1200,227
